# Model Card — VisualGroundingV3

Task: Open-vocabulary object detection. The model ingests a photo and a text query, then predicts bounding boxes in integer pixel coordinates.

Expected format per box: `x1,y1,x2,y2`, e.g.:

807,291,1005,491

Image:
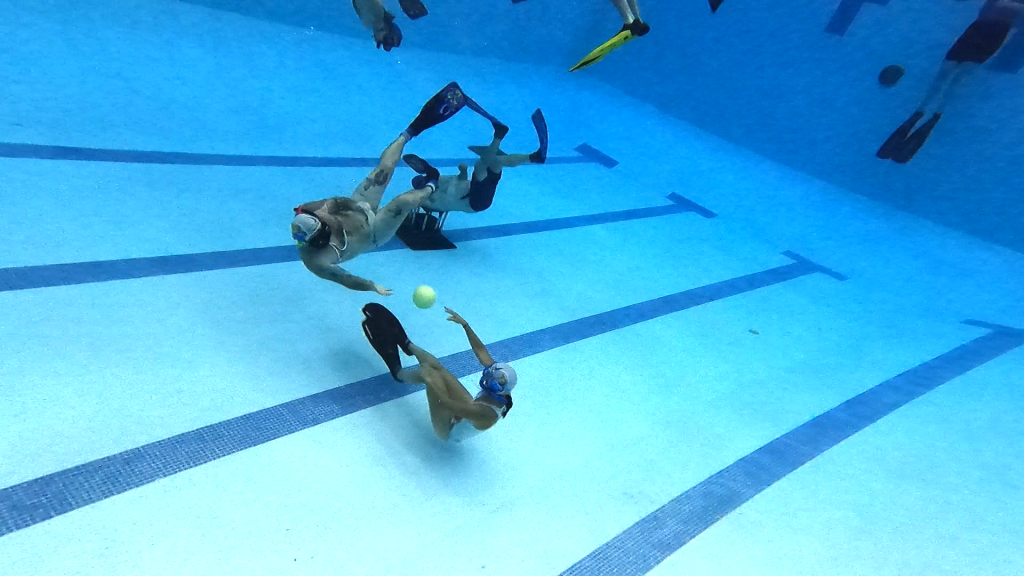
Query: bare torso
419,175,473,213
298,197,376,266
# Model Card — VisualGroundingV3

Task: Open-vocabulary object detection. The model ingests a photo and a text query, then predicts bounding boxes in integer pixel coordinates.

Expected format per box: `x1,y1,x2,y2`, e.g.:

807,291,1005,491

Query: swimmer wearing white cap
369,306,516,442
291,83,468,294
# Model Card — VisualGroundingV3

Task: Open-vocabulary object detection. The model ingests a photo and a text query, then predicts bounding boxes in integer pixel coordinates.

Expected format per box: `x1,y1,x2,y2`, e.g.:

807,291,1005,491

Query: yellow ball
412,285,437,309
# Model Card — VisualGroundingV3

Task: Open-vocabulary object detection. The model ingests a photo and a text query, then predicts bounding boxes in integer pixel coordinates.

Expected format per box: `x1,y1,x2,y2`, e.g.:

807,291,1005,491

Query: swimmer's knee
472,160,489,178
429,413,453,440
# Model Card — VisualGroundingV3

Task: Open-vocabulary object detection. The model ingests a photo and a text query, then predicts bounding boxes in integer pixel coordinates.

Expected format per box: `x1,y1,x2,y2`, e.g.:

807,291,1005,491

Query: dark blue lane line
0,141,607,168
559,321,1024,576
0,251,843,538
574,143,619,168
0,194,709,293
781,250,847,281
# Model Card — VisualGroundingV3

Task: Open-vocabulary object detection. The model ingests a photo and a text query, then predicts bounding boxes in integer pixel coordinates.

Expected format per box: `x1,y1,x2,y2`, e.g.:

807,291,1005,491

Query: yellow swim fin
569,29,636,72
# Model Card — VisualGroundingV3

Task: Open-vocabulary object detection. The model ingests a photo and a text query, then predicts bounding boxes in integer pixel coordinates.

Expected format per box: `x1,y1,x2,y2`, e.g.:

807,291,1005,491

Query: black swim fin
892,113,941,164
530,108,548,164
402,153,440,189
709,0,724,13
399,0,428,20
464,96,505,132
361,303,412,381
625,20,650,37
876,110,924,160
404,82,466,138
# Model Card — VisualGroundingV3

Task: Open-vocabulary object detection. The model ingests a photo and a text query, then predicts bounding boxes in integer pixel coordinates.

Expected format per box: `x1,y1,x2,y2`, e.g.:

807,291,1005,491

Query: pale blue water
1,1,1022,575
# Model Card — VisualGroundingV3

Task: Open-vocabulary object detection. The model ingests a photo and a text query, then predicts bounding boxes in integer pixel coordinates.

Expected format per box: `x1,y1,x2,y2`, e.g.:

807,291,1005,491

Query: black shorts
464,168,502,212
946,18,1013,64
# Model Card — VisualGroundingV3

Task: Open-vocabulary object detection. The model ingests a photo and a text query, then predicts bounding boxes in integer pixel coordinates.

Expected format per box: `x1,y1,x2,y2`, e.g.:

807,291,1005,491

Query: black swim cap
878,65,905,87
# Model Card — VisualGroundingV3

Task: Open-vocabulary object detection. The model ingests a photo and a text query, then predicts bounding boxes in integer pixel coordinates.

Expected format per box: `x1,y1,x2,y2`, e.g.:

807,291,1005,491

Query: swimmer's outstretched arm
445,307,494,367
301,254,389,294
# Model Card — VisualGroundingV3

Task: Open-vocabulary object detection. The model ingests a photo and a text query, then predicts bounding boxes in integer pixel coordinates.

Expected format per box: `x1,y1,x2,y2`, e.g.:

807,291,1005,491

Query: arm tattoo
362,167,394,191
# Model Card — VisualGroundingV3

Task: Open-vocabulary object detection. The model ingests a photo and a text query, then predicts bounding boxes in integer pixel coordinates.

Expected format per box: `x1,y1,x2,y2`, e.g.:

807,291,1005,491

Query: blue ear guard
292,228,310,245
479,365,510,404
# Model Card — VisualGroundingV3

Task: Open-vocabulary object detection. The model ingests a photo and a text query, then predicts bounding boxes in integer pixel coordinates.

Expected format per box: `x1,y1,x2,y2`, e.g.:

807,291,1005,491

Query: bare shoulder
319,197,360,216
468,402,501,430
297,244,336,270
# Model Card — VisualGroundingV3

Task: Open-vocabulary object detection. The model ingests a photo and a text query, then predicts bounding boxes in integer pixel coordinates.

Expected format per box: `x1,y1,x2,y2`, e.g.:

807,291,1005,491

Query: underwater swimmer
290,83,468,293
361,303,517,442
351,0,430,51
876,0,1024,163
569,0,650,71
403,109,548,214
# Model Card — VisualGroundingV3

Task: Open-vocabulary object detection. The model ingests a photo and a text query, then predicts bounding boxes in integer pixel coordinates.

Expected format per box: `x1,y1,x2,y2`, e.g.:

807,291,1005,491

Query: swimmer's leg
611,0,633,24
929,63,975,113
403,82,467,139
396,364,456,440
477,150,532,174
371,186,435,245
464,96,506,133
474,109,547,173
610,0,649,35
398,341,475,440
876,62,951,160
917,61,968,114
351,134,408,210
626,0,642,20
425,385,456,440
403,342,476,404
473,126,511,175
882,62,973,163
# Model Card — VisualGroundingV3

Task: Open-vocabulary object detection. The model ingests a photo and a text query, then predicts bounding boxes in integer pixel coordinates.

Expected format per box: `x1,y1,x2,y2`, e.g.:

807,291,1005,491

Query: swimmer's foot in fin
398,0,428,19
468,145,506,157
403,154,440,190
529,108,548,164
876,110,924,160
361,303,412,380
493,122,509,141
623,20,650,37
892,112,941,164
403,82,467,139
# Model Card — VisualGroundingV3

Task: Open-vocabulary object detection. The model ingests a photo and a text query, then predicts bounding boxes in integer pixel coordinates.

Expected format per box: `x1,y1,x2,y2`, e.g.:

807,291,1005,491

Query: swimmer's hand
373,11,402,51
374,283,393,296
445,307,467,326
